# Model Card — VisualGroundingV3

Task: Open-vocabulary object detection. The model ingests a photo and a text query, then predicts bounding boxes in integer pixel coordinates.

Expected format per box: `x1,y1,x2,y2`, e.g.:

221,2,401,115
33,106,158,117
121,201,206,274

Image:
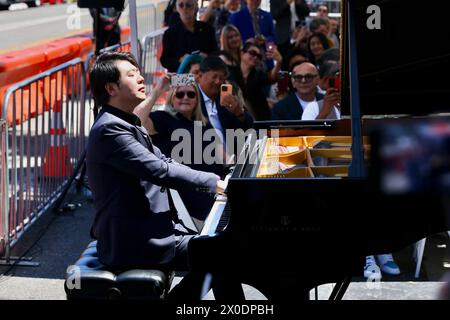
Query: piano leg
212,273,246,301
239,272,310,301
200,272,246,301
328,276,352,300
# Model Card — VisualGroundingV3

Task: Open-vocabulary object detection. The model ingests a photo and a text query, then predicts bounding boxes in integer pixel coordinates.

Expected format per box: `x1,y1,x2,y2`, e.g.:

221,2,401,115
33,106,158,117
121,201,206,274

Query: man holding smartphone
196,56,253,151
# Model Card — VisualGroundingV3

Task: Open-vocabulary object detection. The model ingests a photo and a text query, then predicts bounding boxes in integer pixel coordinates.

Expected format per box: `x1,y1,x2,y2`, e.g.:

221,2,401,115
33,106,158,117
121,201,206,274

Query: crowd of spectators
152,0,345,238
161,0,342,123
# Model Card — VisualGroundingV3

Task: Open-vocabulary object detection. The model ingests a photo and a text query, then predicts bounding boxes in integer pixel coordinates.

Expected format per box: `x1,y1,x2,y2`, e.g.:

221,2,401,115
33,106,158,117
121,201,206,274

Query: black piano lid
341,0,450,116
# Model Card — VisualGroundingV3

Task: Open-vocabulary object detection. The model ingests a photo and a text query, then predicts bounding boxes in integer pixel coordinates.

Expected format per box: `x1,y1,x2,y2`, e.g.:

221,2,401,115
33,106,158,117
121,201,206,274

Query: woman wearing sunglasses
134,76,226,226
227,42,282,121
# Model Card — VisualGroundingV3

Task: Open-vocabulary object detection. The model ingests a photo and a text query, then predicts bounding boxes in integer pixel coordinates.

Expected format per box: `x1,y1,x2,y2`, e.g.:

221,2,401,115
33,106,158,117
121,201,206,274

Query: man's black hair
90,51,140,106
241,41,260,54
317,3,328,11
286,46,309,71
199,55,229,76
317,47,340,66
318,60,339,78
309,17,329,33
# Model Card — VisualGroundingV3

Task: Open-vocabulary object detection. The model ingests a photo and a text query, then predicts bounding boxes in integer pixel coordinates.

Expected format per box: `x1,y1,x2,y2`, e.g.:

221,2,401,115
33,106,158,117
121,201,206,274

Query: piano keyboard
200,171,233,236
216,201,231,232
200,194,228,236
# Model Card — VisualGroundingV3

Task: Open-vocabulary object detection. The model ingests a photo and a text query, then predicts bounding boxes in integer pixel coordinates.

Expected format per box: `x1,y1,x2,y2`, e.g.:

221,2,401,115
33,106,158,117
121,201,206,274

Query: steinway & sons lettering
250,226,321,232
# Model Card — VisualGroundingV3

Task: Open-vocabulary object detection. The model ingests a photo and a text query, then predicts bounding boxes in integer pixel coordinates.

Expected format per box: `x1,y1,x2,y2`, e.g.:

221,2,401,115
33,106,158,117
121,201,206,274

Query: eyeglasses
177,2,194,9
292,73,318,83
175,91,196,99
246,49,262,60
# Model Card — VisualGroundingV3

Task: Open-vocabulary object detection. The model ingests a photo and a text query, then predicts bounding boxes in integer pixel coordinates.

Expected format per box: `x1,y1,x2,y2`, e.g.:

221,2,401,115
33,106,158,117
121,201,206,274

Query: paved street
0,0,166,53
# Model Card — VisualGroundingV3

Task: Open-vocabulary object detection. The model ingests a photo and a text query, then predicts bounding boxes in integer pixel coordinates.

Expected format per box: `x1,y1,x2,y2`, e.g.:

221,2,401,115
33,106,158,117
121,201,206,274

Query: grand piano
189,0,450,300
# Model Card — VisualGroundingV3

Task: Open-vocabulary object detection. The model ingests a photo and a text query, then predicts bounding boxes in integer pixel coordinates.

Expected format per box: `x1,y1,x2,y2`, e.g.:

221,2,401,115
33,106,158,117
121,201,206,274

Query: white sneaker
376,253,401,275
364,255,382,280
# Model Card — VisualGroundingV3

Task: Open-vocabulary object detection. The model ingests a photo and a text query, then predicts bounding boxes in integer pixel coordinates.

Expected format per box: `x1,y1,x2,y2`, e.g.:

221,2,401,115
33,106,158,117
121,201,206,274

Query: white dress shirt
296,94,340,120
198,86,225,144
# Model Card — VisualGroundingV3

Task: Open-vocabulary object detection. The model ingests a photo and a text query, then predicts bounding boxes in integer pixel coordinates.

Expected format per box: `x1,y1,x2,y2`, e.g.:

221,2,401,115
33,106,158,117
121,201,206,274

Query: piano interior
256,135,370,178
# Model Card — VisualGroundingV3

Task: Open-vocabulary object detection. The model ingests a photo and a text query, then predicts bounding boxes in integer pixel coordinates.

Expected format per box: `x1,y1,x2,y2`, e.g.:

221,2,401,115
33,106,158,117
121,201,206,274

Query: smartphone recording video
266,41,275,51
220,84,233,106
328,76,340,91
171,74,195,87
277,71,289,96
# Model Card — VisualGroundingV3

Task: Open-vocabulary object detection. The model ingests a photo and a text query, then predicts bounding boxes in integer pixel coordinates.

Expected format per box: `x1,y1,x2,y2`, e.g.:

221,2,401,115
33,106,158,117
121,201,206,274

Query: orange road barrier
43,71,67,113
5,81,46,125
43,103,73,177
0,50,46,124
43,128,73,177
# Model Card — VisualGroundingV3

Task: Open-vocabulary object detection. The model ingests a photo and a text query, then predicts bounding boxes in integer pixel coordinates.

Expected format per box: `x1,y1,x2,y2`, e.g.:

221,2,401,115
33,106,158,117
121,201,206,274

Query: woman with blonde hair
219,24,242,66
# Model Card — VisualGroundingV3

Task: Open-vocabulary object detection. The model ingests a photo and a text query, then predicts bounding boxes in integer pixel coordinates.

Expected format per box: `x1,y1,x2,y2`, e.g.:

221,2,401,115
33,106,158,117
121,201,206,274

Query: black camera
77,0,125,9
295,20,307,28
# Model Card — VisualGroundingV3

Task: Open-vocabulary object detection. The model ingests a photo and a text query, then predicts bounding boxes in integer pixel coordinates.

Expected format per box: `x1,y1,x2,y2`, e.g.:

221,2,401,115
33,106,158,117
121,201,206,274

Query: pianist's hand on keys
216,179,228,195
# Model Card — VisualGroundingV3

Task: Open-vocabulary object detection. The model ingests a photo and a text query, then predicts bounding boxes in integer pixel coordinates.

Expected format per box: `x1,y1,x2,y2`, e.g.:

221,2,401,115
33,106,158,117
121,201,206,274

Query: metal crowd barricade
84,27,166,104
141,28,167,95
155,0,169,30
1,58,87,264
136,3,157,40
0,119,7,256
0,2,169,264
84,40,132,77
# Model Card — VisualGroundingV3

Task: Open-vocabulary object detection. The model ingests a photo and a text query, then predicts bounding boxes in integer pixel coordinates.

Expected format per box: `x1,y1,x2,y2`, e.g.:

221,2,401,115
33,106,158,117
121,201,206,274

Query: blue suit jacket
228,7,277,43
86,105,218,268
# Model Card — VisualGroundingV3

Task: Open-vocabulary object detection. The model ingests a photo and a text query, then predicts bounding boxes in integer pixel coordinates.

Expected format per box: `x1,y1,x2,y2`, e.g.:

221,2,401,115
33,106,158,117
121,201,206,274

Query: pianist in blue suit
86,52,236,300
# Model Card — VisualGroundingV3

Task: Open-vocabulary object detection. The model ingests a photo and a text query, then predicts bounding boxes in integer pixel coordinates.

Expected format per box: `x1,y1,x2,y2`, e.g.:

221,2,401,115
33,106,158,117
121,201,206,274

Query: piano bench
64,241,174,300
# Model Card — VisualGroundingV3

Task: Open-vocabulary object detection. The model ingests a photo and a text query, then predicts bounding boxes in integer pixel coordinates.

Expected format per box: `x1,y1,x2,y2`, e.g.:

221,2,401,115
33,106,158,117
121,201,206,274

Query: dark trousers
165,224,245,301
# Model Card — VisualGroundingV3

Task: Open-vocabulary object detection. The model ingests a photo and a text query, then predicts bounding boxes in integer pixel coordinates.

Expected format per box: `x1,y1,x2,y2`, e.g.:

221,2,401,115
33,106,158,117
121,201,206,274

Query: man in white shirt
271,62,340,120
196,56,253,152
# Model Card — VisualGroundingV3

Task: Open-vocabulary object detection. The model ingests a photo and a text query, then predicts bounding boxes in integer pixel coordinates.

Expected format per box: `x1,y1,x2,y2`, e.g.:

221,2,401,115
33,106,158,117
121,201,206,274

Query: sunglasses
175,91,196,99
177,2,194,9
292,74,318,83
246,49,262,60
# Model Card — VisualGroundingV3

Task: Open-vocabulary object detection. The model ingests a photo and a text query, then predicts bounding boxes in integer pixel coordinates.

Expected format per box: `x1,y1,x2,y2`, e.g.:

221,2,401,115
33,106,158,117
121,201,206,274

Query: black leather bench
64,241,174,300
